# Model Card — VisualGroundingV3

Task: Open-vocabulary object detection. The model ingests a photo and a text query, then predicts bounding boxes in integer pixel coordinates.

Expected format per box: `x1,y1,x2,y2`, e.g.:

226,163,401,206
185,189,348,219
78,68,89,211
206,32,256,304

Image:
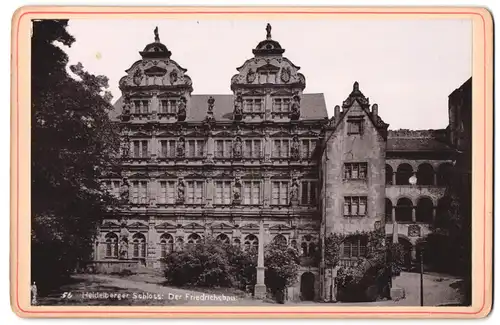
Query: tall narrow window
273,140,290,158
214,181,231,205
160,140,176,158
131,140,149,158
132,233,146,258
271,181,289,205
301,181,318,205
186,140,205,158
105,233,118,258
243,181,261,205
186,181,204,205
243,139,262,158
131,181,148,204
159,181,176,204
160,234,174,258
214,140,232,158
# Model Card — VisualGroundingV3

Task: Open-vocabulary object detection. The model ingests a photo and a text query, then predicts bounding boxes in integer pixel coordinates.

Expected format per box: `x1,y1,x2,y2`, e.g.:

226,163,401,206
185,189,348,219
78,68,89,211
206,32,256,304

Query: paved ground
37,271,465,306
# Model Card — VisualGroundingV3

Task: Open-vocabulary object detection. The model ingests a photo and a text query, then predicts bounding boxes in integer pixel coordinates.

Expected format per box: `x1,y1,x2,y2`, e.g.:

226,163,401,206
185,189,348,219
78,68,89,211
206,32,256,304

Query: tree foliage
264,241,301,294
31,20,120,291
162,237,257,288
325,228,405,302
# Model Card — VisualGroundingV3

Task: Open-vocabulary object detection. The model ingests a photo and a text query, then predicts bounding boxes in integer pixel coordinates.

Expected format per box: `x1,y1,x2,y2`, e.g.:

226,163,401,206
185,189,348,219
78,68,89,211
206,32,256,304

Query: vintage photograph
30,17,473,307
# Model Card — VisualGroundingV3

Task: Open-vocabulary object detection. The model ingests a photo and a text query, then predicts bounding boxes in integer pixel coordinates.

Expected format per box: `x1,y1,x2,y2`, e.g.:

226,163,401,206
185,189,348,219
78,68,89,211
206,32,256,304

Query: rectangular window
271,181,289,205
272,98,291,112
133,100,149,114
344,163,368,180
243,98,263,113
160,140,176,158
301,140,317,159
131,181,148,204
301,181,318,205
243,181,261,205
159,181,176,204
132,140,149,158
272,139,290,158
342,237,367,258
186,181,204,205
243,139,262,158
141,140,148,158
347,118,364,135
344,196,368,217
214,140,232,158
185,140,205,158
214,181,231,205
103,181,121,198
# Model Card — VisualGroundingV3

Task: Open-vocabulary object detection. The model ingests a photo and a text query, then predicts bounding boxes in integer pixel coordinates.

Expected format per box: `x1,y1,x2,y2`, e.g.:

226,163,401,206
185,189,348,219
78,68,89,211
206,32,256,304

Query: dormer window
272,98,291,113
259,72,276,84
243,98,263,113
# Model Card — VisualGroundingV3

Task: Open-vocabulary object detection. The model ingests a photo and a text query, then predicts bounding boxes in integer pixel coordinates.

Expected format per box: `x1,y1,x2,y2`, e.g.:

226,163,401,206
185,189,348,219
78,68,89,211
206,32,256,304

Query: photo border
10,6,493,318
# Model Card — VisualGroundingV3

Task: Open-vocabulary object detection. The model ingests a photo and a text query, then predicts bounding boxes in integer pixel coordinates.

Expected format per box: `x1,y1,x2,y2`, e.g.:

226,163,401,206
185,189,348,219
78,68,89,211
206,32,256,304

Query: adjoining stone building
93,25,468,302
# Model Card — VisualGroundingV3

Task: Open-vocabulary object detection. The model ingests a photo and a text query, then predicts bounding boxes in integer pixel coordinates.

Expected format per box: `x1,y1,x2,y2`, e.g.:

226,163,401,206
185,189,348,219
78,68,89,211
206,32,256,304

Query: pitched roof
387,129,454,152
110,93,328,122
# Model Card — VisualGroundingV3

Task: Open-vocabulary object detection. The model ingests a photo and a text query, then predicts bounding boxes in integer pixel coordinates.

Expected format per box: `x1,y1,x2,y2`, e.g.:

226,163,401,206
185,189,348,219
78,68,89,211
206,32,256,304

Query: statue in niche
233,179,241,202
290,179,299,202
177,179,185,202
177,97,187,120
246,68,256,83
176,137,185,158
119,178,130,203
119,237,128,259
233,137,242,158
291,94,300,114
291,136,300,160
234,95,243,116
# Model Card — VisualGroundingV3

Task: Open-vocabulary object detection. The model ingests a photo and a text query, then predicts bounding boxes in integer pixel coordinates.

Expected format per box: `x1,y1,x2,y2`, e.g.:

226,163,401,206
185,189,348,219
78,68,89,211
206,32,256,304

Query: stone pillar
146,217,157,268
254,220,267,299
264,93,272,121
411,206,416,223
264,133,271,162
411,245,417,261
263,176,271,208
149,178,158,207
391,206,396,223
206,178,213,207
433,173,437,186
392,172,396,185
206,134,214,163
392,219,398,244
150,134,157,160
432,207,436,223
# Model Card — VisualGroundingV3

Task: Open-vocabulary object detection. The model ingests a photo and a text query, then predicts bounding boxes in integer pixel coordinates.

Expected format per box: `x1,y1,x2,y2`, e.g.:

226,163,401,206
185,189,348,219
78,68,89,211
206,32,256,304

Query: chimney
372,104,378,118
334,105,340,118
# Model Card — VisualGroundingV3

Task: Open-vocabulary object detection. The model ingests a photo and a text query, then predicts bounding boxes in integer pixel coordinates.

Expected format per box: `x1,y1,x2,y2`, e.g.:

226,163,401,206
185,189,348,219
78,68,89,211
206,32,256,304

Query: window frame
343,196,368,217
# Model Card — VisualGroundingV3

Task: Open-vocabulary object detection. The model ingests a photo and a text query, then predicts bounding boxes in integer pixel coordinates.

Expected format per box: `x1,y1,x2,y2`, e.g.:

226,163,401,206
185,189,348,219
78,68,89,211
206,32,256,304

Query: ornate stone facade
95,25,463,302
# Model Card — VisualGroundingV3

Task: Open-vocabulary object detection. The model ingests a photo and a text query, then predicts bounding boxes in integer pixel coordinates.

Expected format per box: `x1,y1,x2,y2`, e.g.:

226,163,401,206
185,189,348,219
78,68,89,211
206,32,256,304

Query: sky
61,18,472,130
